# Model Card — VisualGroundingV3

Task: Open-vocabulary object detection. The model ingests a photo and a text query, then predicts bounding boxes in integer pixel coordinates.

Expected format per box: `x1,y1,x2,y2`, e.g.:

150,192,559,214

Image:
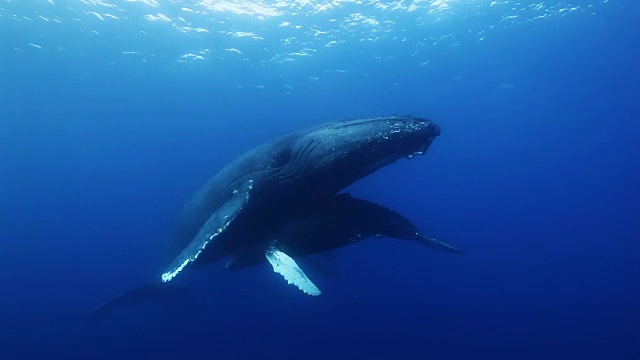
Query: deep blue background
1,1,639,359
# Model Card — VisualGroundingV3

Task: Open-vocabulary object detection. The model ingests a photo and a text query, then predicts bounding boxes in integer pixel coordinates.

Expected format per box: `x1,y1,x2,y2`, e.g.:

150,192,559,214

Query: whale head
280,115,441,193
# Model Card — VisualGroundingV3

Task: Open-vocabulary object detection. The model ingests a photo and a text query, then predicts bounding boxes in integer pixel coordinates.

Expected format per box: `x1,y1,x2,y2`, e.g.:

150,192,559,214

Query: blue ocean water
1,0,639,358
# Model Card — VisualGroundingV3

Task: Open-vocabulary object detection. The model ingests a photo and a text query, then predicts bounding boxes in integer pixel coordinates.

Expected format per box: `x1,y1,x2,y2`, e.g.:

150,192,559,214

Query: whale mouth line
405,150,425,160
405,142,431,159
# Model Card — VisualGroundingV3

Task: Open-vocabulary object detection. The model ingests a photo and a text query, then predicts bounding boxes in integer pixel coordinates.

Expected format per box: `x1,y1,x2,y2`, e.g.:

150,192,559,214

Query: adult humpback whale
94,115,459,315
157,115,458,295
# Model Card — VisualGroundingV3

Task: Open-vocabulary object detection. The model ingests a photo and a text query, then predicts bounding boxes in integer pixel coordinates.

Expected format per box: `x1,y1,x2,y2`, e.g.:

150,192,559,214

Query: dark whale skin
165,116,440,274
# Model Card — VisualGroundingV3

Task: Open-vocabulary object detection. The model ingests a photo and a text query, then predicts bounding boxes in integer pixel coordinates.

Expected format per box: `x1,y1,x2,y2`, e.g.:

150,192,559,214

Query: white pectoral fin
161,180,254,283
265,248,321,296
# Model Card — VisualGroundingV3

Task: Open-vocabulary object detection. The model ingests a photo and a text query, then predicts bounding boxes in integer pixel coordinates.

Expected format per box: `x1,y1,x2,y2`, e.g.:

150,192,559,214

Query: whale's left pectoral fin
265,247,321,296
162,180,254,283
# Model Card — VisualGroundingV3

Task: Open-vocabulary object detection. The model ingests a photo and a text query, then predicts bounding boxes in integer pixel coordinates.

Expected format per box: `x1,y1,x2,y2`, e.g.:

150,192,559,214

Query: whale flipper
265,247,321,296
162,180,254,282
417,234,463,254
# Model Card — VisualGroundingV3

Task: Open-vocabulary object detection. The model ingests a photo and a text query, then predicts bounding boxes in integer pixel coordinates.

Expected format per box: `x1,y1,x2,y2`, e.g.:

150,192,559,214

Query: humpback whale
225,193,461,272
96,115,459,309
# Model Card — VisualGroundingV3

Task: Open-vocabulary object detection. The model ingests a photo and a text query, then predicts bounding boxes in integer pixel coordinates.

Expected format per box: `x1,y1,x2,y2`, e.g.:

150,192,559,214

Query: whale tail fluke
87,282,196,327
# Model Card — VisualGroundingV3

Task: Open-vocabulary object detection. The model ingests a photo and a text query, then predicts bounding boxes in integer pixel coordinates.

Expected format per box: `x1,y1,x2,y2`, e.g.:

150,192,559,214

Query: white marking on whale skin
161,258,189,282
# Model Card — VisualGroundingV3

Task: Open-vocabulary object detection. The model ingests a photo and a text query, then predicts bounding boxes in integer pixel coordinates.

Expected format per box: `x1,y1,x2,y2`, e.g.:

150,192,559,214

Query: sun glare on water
3,0,608,87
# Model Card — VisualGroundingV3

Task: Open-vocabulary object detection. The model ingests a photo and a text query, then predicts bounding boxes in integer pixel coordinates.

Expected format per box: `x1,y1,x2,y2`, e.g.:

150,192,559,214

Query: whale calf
224,193,461,272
